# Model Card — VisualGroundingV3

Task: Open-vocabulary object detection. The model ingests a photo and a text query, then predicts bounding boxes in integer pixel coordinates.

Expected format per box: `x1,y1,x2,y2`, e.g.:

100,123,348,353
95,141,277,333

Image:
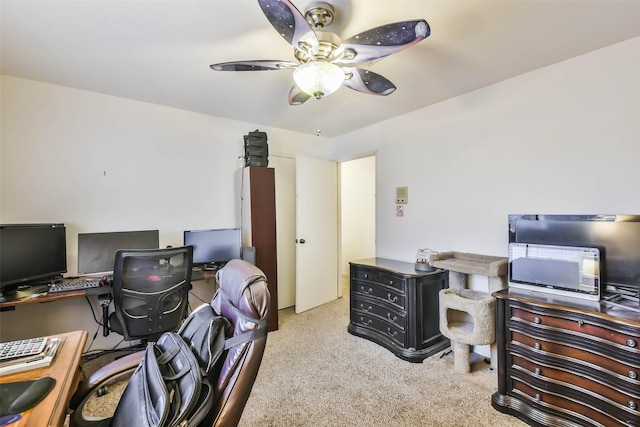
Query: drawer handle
387,327,397,337
387,293,398,303
360,286,372,294
387,313,397,322
363,273,369,279
388,280,394,285
534,393,541,401
534,368,541,375
628,401,637,410
628,339,637,348
533,317,541,324
533,342,541,350
577,320,584,327
359,317,372,326
629,371,638,380
359,304,372,312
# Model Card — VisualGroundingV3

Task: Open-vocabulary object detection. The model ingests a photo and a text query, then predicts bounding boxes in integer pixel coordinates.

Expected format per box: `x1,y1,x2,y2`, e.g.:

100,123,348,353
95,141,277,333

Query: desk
0,269,217,311
191,267,221,283
0,284,89,311
0,330,88,427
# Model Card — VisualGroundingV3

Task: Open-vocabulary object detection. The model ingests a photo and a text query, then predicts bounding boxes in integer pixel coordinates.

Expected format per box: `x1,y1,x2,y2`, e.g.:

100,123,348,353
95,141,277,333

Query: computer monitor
183,228,242,267
77,230,159,275
0,223,67,295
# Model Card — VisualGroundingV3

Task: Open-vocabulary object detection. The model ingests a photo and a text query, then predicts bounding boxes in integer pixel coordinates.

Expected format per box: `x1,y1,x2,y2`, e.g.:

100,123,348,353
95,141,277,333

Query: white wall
340,156,376,276
0,75,331,345
333,36,640,265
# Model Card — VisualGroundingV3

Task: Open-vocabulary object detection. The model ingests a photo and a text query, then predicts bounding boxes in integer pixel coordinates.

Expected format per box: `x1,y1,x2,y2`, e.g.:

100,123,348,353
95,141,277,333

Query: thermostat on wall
396,186,408,204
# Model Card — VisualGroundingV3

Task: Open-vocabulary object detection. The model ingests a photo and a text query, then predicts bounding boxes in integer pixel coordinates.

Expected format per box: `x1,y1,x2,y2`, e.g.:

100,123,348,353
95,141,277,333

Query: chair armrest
70,350,144,410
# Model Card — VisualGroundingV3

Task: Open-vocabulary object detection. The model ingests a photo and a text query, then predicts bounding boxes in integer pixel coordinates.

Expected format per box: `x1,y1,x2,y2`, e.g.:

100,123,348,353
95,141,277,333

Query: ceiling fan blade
342,68,396,96
288,84,312,105
337,20,430,64
210,60,298,71
257,0,318,49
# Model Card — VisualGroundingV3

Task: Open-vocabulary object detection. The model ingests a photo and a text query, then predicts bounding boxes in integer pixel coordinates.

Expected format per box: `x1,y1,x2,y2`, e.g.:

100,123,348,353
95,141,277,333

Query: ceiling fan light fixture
212,1,431,105
293,61,344,99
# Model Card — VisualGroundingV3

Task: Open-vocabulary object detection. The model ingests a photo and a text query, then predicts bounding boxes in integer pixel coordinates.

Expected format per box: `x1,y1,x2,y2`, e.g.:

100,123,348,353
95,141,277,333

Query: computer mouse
0,414,22,426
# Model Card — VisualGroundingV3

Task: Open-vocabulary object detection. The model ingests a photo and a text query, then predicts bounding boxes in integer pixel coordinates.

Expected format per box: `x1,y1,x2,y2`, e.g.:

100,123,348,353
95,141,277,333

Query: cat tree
429,251,508,373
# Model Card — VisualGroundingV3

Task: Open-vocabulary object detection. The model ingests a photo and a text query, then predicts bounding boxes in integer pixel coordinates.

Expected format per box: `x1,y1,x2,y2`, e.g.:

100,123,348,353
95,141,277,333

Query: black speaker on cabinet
244,130,268,167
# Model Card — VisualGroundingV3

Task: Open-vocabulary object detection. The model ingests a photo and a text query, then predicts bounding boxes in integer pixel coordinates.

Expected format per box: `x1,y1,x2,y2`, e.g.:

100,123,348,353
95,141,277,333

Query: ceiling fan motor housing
294,30,342,63
304,2,335,29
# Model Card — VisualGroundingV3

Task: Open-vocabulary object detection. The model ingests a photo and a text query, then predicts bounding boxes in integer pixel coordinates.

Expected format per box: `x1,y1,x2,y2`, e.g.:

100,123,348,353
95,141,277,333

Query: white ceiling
2,0,640,138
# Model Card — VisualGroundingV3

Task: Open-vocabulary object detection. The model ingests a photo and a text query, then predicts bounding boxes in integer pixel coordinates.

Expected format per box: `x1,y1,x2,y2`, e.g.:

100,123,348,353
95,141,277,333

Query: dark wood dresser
492,288,640,426
347,258,449,362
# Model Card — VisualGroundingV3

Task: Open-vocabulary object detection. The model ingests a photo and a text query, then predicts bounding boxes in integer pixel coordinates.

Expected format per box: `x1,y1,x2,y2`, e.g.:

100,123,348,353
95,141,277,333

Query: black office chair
107,246,193,343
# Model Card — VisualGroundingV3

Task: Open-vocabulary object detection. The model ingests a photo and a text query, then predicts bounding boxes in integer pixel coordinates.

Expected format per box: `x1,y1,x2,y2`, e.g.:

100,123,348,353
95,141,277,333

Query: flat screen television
508,215,640,295
183,228,241,267
77,230,159,275
0,223,67,295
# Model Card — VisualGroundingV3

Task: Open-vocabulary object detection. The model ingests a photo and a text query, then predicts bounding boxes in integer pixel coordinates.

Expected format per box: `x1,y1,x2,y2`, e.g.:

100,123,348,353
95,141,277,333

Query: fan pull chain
316,101,321,136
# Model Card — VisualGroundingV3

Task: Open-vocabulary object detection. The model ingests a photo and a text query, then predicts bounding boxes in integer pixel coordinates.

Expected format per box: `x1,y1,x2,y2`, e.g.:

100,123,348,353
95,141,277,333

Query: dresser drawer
351,281,405,311
350,310,406,346
509,377,637,427
511,307,639,351
351,296,406,330
352,267,405,293
510,354,640,414
510,330,640,386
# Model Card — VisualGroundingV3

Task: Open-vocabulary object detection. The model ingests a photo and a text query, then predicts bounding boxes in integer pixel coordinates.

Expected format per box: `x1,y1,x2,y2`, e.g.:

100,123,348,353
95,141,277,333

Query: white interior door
295,155,338,313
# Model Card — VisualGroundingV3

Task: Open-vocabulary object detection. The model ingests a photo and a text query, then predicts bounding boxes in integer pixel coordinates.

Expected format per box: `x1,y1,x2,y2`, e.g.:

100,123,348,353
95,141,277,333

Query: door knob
298,238,306,244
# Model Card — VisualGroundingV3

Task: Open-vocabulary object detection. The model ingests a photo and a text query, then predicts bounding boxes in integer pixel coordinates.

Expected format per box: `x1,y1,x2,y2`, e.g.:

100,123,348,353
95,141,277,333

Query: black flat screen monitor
183,228,241,267
0,223,67,294
77,230,159,275
508,214,640,293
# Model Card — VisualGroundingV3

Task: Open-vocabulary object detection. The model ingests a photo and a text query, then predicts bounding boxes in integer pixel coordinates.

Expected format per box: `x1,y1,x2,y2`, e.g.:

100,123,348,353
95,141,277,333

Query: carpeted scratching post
429,251,508,373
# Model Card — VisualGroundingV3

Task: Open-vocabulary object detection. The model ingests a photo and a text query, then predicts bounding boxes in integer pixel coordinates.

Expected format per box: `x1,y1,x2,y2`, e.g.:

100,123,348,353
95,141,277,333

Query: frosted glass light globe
293,62,345,99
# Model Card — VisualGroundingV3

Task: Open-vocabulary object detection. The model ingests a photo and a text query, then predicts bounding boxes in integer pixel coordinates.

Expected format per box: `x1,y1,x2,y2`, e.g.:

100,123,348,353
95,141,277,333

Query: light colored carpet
238,293,526,427
79,289,526,426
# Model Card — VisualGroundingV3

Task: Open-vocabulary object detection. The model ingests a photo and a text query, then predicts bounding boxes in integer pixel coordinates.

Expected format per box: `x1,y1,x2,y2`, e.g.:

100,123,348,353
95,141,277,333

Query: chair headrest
212,259,268,319
209,260,270,424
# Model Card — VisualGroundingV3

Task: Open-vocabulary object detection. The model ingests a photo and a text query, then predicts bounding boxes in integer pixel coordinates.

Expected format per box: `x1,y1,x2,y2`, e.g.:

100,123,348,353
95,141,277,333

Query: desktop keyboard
48,278,102,293
0,337,48,361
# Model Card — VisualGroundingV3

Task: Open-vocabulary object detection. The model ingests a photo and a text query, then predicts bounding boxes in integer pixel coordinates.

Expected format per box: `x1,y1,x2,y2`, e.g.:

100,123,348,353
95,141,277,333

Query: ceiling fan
210,0,430,105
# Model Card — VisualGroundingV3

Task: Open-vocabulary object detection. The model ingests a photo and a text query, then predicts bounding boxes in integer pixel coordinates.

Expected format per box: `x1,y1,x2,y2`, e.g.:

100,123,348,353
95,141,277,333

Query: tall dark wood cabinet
241,166,278,331
492,288,640,427
348,258,449,362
